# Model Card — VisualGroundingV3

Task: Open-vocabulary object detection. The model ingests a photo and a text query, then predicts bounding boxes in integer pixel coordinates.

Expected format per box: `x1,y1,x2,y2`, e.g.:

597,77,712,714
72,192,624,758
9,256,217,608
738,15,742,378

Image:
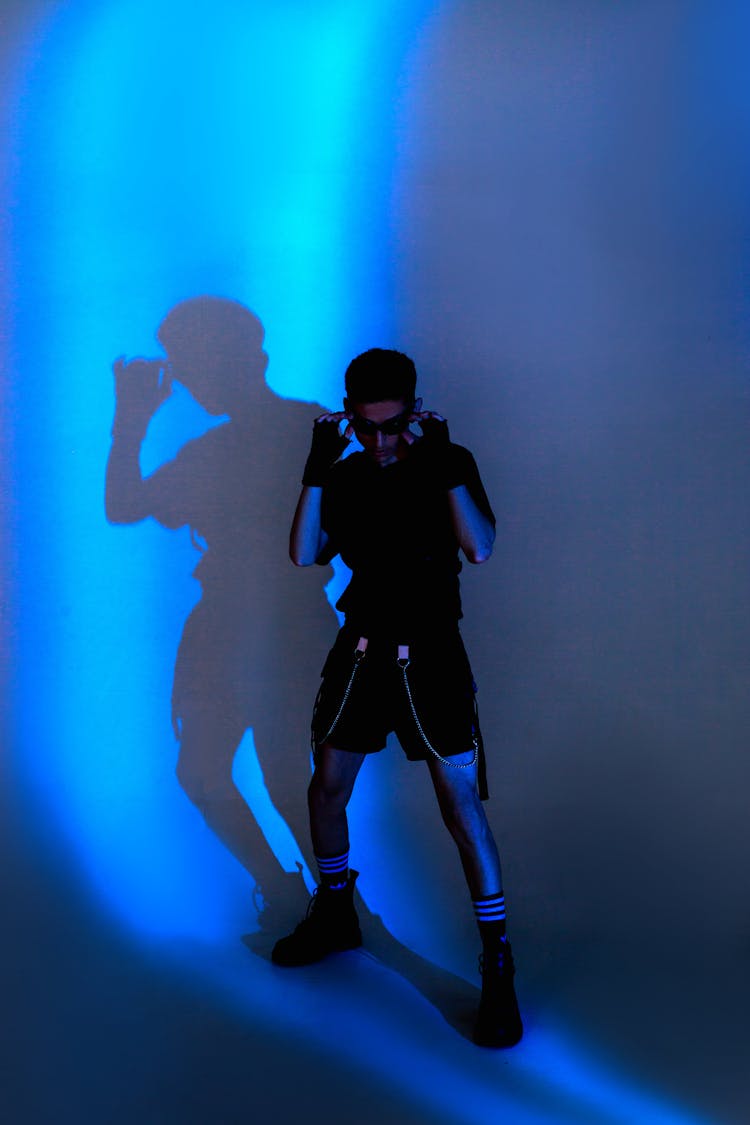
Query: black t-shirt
318,439,495,638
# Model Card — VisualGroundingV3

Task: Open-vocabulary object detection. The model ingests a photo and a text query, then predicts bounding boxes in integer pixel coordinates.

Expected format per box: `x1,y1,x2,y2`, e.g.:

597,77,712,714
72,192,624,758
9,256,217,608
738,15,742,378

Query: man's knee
308,770,350,816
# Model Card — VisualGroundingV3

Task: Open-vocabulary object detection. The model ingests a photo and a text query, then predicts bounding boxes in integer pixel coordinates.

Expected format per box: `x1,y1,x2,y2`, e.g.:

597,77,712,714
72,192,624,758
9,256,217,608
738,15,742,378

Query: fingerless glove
302,420,349,486
418,418,474,491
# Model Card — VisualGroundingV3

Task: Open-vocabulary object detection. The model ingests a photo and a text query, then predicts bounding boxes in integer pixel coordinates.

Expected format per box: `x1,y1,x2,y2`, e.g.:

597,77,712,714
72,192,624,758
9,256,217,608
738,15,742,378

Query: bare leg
426,750,503,897
307,743,366,858
272,743,365,966
426,750,522,1047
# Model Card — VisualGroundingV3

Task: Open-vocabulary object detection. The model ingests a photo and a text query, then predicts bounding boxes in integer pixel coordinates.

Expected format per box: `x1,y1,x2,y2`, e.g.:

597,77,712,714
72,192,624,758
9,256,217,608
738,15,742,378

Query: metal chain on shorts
314,646,367,746
398,657,478,770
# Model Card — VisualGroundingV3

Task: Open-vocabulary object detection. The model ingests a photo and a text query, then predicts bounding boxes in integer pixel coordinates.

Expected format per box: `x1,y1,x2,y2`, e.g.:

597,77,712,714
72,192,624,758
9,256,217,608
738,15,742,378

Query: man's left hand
404,409,449,447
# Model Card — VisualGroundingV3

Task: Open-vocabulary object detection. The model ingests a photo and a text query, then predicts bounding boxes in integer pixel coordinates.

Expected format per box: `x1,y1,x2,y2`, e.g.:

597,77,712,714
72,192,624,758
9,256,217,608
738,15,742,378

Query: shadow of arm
105,356,173,524
105,425,152,524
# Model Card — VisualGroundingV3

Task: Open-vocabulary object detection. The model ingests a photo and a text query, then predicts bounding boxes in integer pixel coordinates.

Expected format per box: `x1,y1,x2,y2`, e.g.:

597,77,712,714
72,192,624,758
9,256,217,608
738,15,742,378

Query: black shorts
311,624,481,761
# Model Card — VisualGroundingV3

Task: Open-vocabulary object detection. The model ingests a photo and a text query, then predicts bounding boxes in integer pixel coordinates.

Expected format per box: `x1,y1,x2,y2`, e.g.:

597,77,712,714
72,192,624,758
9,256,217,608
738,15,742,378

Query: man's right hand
301,412,352,486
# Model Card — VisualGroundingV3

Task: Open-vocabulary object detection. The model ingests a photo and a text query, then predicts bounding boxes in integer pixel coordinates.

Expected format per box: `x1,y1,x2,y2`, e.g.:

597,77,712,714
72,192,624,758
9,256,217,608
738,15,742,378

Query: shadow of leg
354,896,480,1042
177,725,310,934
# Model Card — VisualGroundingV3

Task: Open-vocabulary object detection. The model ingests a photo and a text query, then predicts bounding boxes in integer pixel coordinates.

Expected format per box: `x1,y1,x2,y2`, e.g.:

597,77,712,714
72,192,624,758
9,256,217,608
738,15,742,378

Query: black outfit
311,439,494,794
318,438,493,636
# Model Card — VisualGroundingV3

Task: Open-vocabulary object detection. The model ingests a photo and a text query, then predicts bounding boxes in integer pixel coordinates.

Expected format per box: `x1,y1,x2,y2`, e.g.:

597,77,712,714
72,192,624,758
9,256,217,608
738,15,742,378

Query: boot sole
271,933,363,967
473,1022,524,1048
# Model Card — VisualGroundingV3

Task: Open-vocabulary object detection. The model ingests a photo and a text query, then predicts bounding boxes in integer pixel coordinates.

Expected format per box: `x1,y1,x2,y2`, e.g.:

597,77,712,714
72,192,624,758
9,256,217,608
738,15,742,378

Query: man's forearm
447,485,496,563
290,485,328,565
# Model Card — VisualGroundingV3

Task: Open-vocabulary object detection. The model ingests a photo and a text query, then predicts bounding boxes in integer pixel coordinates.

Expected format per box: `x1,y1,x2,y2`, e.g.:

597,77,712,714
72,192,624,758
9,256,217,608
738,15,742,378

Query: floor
6,810,748,1125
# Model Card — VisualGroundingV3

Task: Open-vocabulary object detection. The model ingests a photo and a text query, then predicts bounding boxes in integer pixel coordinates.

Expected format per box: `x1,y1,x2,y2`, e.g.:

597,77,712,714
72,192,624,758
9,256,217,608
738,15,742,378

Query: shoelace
305,886,324,918
303,882,341,920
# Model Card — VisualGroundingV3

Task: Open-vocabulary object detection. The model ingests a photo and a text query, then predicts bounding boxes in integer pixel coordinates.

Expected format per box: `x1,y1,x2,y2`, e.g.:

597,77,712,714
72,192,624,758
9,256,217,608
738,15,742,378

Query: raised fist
111,356,173,430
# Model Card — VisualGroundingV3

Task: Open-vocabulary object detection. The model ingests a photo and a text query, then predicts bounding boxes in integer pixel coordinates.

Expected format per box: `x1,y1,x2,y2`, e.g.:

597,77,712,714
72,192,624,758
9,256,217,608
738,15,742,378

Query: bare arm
289,411,351,565
447,484,496,563
289,485,329,566
408,409,496,564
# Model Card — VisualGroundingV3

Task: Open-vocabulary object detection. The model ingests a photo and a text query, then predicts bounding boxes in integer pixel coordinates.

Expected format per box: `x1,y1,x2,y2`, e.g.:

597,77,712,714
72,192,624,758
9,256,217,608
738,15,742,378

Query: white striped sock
316,851,350,888
473,893,506,924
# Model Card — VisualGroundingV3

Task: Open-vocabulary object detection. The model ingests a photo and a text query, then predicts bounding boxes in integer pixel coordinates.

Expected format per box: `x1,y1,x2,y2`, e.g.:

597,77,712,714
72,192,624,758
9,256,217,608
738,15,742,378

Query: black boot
473,940,523,1048
271,870,362,967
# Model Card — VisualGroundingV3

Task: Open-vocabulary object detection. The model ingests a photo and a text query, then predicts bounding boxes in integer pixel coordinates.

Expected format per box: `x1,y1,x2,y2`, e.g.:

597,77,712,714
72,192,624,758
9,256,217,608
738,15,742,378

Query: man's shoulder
412,436,476,454
410,437,478,469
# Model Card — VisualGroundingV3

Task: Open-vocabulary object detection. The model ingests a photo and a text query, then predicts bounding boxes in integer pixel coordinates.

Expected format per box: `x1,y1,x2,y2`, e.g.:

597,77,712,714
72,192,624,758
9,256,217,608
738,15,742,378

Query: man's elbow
464,528,495,564
289,542,317,566
466,529,495,563
466,545,493,564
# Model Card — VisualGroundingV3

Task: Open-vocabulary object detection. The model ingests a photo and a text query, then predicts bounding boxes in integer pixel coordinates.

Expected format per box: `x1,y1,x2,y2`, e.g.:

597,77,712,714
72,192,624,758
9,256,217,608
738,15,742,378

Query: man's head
344,348,417,406
343,348,419,467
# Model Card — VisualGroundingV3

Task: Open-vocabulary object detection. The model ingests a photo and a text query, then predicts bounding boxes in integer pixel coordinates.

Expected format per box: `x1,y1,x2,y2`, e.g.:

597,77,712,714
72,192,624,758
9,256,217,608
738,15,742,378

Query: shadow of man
105,296,330,929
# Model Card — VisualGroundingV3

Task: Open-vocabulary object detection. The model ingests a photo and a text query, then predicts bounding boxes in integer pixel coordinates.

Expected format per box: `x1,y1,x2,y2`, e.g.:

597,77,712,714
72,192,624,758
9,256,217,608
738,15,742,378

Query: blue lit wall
4,2,749,1123
9,0,434,941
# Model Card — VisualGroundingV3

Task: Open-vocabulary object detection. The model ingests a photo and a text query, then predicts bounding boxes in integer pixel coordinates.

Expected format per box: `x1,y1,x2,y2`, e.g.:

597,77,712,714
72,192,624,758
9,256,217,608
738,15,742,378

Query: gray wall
388,0,750,949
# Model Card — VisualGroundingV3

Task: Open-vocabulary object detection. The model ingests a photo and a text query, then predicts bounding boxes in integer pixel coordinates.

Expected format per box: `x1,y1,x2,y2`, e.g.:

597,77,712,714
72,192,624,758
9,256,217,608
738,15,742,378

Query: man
272,348,522,1048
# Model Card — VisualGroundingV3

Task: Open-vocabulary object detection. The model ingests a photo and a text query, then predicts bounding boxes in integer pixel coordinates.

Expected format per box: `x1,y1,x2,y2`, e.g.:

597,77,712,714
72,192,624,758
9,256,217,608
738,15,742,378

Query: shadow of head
158,296,269,417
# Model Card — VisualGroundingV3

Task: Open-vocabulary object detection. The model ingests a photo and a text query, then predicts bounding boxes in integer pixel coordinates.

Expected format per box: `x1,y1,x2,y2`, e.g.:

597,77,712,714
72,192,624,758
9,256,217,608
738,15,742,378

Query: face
346,399,412,468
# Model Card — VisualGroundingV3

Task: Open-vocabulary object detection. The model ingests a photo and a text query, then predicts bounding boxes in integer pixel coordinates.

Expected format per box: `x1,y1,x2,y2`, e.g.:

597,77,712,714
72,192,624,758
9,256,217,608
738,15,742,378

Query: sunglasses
349,408,412,437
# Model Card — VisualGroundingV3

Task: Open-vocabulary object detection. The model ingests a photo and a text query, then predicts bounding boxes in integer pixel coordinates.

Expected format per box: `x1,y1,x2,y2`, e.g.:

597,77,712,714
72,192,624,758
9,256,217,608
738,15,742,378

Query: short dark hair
344,348,417,404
